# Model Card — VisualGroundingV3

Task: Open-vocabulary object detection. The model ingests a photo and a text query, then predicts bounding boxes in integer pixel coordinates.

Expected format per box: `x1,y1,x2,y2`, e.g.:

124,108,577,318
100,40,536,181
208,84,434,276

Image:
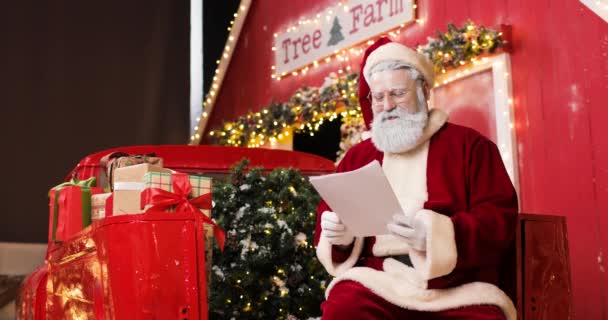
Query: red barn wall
207,0,608,318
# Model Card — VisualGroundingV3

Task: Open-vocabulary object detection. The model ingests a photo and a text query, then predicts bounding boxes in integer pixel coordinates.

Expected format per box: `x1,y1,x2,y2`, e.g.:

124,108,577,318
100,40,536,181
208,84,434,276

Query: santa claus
314,38,518,320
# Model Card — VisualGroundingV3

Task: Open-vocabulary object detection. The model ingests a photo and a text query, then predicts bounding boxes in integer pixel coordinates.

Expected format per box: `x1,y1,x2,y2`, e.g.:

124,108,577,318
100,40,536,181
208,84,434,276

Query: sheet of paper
309,160,402,237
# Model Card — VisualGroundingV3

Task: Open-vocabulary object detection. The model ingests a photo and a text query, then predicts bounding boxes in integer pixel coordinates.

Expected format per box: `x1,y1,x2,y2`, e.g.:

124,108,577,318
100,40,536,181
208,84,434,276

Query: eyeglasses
367,88,412,106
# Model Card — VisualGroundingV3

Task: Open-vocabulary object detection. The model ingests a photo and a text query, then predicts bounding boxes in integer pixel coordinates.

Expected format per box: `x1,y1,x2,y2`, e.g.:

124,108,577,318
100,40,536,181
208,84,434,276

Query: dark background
0,1,192,243
0,1,335,243
203,1,240,98
293,117,342,162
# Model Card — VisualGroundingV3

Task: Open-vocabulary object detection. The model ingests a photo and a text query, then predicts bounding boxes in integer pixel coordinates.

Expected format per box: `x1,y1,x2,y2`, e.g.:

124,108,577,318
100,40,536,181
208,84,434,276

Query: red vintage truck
16,145,335,320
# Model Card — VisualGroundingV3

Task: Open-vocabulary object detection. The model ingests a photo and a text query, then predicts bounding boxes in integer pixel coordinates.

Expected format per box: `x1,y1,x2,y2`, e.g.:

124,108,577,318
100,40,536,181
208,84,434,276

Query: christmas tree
327,17,344,46
210,160,330,320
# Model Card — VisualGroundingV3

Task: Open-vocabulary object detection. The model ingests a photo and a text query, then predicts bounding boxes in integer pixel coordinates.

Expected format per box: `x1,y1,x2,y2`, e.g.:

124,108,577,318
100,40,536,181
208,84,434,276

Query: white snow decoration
258,207,276,214
320,72,339,92
239,235,259,260
294,232,307,246
276,219,287,228
235,206,247,220
212,265,225,280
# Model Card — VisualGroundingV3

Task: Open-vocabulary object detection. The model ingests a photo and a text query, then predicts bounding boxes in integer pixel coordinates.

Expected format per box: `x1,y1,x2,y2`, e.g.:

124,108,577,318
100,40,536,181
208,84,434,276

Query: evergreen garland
210,160,330,320
418,20,505,74
335,114,365,165
208,72,361,147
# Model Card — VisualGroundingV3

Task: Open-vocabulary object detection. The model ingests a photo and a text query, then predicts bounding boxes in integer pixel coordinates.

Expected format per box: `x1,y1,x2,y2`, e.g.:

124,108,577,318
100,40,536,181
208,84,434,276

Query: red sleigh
16,145,334,320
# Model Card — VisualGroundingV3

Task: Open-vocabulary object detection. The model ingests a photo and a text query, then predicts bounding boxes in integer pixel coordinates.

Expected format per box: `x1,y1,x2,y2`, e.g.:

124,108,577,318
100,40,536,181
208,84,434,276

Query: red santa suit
314,38,518,320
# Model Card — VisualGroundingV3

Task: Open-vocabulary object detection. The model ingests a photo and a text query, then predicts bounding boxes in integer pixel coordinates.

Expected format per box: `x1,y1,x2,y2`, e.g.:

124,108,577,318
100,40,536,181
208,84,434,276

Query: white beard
371,107,429,153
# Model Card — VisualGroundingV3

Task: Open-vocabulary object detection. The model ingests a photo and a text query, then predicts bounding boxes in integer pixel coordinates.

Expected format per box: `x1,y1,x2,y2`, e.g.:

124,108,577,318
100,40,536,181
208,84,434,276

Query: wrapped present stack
49,152,222,256
48,152,224,301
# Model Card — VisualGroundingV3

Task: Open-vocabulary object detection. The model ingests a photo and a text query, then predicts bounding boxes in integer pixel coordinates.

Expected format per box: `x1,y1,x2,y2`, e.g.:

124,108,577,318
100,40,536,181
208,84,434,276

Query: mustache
380,109,407,122
378,108,422,122
381,109,399,121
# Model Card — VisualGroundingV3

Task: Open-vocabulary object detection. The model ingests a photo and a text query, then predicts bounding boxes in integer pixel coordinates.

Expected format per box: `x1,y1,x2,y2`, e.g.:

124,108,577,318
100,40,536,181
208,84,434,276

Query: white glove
387,213,427,251
321,211,354,246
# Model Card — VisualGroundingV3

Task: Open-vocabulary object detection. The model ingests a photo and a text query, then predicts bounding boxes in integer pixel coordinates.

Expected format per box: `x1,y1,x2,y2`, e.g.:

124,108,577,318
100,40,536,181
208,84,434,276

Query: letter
313,29,322,49
302,34,311,54
349,4,363,34
390,0,403,16
292,38,302,60
376,0,387,22
282,38,291,64
364,4,376,27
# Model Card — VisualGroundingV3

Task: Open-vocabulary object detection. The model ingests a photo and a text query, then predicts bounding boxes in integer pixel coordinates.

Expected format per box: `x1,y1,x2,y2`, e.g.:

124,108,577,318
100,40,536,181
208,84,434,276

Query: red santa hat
358,38,436,129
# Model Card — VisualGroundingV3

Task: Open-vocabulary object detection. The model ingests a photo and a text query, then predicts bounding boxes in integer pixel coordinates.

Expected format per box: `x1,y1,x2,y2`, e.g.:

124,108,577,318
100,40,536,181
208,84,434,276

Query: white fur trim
409,209,458,280
382,143,429,217
417,108,448,147
372,234,410,256
361,130,371,140
316,234,364,277
383,257,428,289
363,42,435,85
326,266,517,320
376,132,428,258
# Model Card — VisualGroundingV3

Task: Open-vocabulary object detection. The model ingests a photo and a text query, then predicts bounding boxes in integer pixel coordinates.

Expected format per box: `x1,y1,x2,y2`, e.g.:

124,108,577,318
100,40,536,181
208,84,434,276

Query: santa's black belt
390,254,413,267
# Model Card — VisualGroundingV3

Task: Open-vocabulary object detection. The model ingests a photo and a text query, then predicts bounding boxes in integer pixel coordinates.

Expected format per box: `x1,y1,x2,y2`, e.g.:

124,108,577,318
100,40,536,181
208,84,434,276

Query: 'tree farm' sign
274,0,415,75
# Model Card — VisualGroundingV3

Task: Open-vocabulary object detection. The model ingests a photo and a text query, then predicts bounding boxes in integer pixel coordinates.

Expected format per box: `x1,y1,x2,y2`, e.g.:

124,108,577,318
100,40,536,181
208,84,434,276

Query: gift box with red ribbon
141,172,223,288
48,177,103,242
141,171,212,215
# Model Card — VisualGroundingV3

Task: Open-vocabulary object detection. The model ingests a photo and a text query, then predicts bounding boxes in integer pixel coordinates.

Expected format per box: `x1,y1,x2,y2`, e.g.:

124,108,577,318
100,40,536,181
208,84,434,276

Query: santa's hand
321,211,355,246
387,213,427,251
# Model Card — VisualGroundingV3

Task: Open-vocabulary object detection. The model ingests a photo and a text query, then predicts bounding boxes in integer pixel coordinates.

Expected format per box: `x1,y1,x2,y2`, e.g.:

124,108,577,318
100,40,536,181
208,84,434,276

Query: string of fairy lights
208,71,361,147
189,0,251,145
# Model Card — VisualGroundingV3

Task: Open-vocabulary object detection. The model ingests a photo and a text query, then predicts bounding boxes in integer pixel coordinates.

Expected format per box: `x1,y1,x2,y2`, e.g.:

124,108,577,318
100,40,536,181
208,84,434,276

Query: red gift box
48,178,103,242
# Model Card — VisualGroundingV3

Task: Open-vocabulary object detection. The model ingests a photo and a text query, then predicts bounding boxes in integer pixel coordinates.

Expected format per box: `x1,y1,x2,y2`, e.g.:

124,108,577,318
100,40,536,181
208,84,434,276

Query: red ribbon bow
141,173,225,250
